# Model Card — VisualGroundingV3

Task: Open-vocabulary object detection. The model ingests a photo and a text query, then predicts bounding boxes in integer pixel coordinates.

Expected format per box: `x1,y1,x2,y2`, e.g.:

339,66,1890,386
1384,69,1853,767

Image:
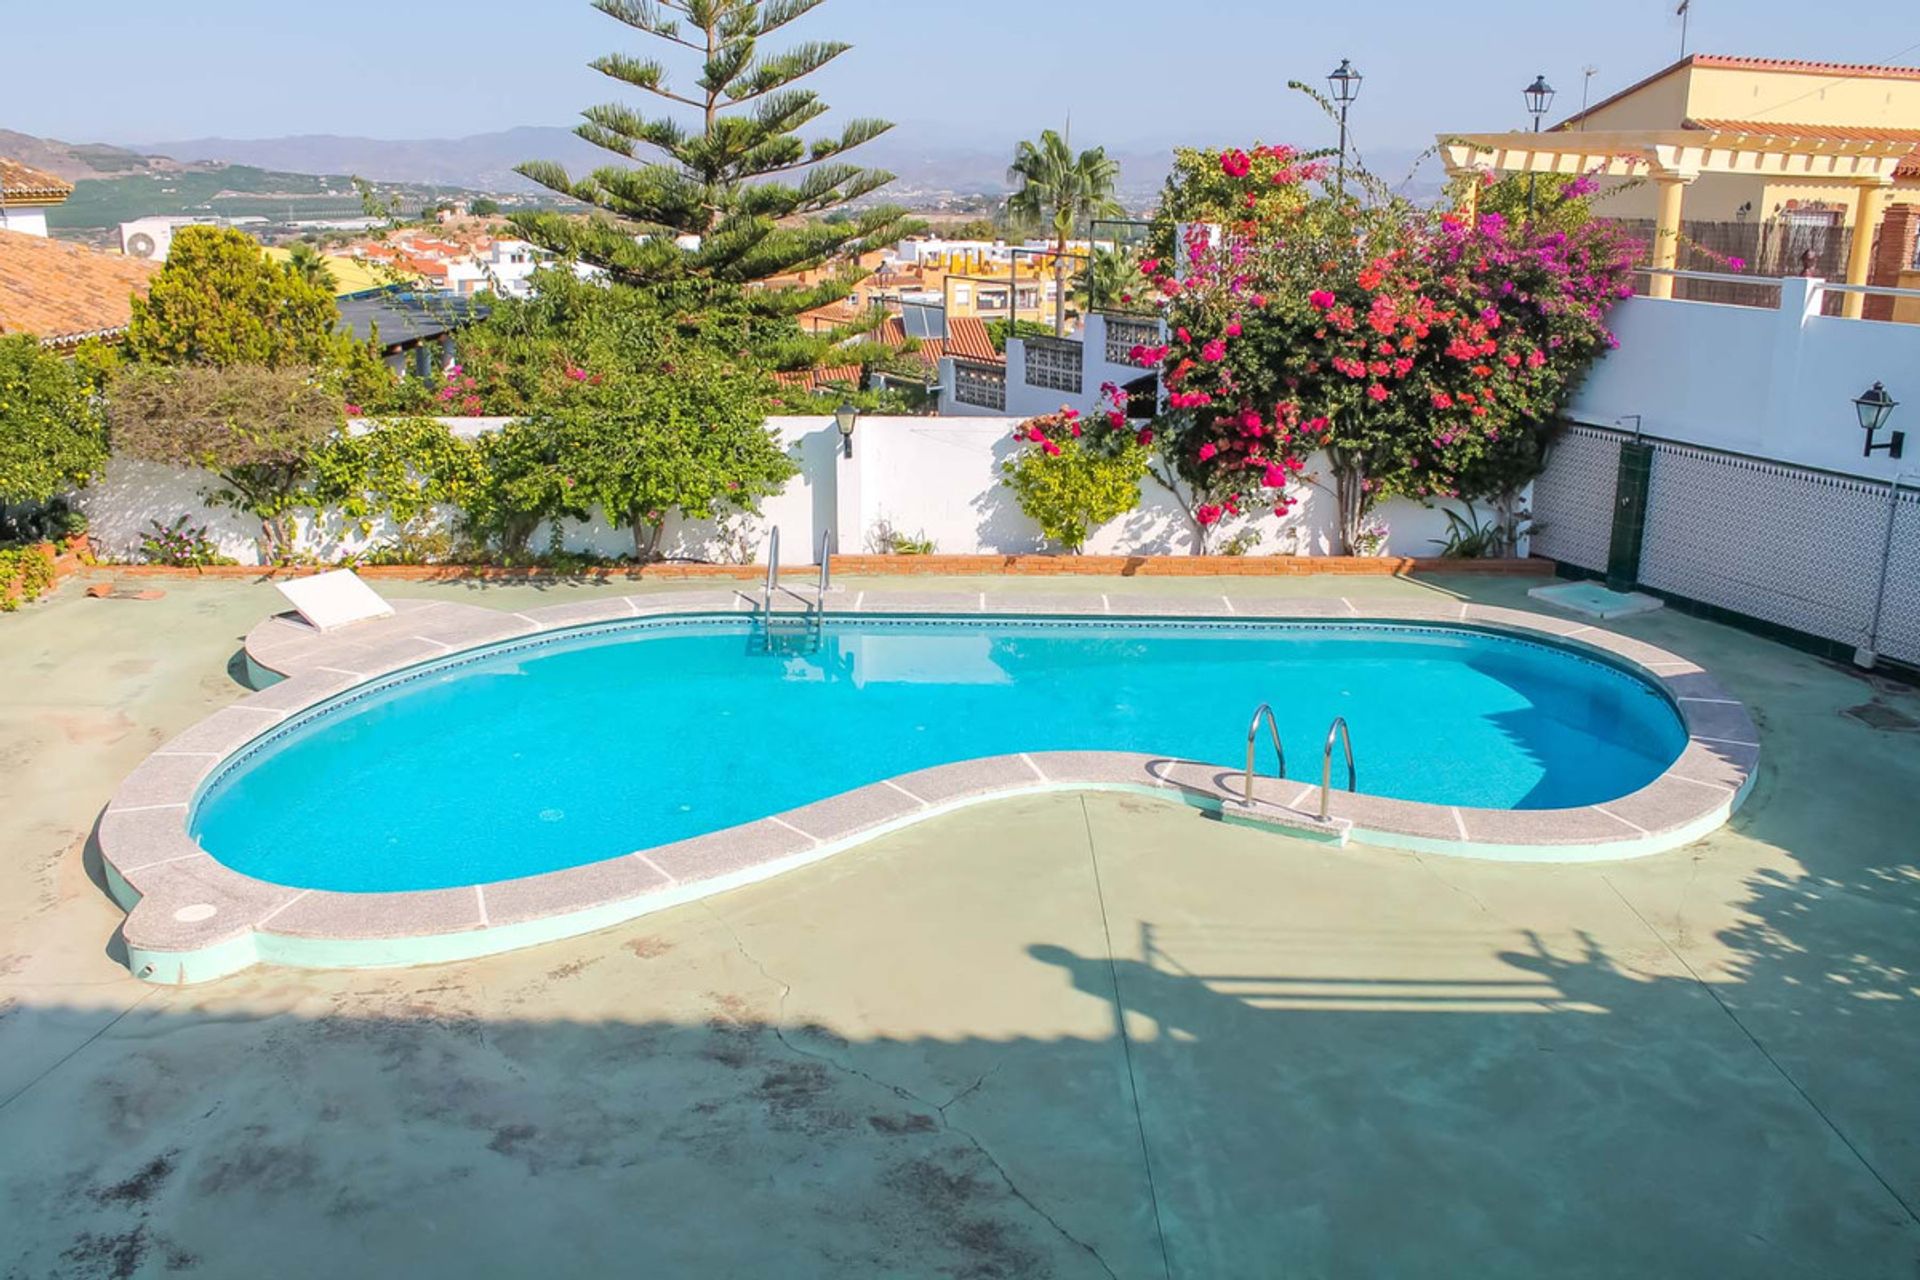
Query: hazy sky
6,0,1915,156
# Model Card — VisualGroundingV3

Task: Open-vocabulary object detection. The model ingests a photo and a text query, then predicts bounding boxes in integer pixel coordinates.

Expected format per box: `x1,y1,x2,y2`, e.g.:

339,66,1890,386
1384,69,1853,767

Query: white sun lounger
274,569,397,632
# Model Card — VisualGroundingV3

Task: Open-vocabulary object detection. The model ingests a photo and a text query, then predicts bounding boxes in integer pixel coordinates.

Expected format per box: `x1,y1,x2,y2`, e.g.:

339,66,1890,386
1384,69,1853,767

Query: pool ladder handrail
761,527,829,616
1318,716,1356,822
1242,703,1285,806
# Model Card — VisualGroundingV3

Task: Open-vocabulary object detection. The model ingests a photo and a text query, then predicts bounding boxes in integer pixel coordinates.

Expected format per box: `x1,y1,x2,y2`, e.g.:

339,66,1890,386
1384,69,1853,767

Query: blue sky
6,0,1914,154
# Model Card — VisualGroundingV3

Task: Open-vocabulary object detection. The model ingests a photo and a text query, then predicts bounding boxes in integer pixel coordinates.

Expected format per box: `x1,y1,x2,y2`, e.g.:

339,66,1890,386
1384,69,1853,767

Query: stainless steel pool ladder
758,527,828,653
1318,717,1356,822
1242,703,1285,806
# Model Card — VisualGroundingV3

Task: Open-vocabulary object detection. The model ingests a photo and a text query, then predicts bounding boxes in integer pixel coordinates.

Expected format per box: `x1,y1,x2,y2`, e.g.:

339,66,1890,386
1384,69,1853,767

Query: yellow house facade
1441,54,1920,317
1553,55,1920,226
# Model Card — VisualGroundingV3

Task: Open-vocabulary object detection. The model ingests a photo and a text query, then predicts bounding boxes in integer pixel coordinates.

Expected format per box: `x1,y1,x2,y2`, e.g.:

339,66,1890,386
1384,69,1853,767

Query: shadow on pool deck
1,573,1918,1276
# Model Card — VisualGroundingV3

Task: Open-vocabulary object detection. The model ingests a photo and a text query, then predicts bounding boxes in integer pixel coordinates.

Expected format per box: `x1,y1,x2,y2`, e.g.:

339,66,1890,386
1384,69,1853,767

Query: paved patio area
1,571,1917,1277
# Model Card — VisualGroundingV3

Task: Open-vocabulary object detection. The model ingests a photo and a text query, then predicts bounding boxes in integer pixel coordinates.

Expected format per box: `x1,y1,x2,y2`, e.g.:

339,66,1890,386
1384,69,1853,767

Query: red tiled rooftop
0,229,157,345
0,157,73,202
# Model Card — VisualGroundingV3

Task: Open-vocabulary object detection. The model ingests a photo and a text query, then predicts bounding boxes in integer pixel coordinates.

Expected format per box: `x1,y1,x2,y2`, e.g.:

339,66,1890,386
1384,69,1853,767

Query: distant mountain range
124,125,1184,203
3,124,1442,231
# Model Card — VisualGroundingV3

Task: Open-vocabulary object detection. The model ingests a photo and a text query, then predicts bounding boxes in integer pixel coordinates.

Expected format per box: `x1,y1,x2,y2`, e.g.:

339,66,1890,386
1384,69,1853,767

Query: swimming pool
190,616,1690,893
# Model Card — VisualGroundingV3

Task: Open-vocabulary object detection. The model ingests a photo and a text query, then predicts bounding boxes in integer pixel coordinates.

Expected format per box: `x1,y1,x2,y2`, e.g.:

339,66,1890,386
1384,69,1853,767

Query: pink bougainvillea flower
1727,256,1746,270
1136,428,1155,446
1220,149,1252,178
1431,391,1454,410
1201,340,1228,363
1195,504,1223,526
1197,442,1218,461
1263,463,1287,488
1042,440,1062,457
1225,320,1243,337
1140,258,1160,275
343,403,363,417
1309,290,1336,310
1176,327,1192,344
1027,426,1046,443
1366,383,1390,403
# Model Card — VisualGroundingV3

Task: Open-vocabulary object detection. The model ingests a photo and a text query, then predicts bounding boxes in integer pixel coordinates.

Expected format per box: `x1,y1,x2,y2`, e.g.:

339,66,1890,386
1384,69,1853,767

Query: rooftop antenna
1580,65,1599,128
1676,0,1692,60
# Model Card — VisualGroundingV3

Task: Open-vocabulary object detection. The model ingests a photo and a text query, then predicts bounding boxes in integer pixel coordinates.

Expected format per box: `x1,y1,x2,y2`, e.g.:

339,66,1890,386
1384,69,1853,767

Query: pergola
1438,130,1912,317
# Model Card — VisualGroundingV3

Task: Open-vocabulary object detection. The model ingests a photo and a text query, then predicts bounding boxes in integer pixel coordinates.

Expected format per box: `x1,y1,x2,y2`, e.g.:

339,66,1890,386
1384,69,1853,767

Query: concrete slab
1,573,1916,1277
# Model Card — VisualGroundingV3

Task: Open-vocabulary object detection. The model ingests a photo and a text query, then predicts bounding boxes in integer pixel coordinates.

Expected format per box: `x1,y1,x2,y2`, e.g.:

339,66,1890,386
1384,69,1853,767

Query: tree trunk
1053,232,1068,337
1329,452,1369,556
632,515,663,562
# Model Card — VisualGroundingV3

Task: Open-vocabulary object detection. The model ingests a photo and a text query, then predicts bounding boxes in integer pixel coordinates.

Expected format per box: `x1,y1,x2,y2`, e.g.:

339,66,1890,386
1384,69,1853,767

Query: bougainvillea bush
1129,145,1638,552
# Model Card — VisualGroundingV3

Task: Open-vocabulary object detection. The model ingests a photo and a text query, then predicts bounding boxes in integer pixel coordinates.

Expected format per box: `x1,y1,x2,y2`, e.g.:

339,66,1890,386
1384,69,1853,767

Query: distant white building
117,215,267,261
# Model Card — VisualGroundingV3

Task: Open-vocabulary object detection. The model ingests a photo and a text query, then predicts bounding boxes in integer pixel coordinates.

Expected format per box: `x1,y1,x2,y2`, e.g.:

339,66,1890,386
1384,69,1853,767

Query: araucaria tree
514,0,917,336
1007,130,1124,336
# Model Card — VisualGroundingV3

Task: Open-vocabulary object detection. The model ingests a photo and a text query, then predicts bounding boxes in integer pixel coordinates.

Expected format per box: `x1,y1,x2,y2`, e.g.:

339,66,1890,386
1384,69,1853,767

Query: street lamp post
1327,59,1362,198
1523,74,1556,218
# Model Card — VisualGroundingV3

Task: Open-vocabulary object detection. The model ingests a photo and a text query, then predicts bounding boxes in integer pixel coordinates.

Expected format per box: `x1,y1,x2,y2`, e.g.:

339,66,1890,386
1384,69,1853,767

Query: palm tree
1006,130,1124,336
284,243,337,293
1073,245,1142,316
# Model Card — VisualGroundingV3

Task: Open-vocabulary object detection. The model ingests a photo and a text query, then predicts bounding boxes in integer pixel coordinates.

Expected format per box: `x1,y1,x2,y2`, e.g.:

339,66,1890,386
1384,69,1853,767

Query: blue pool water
192,617,1688,892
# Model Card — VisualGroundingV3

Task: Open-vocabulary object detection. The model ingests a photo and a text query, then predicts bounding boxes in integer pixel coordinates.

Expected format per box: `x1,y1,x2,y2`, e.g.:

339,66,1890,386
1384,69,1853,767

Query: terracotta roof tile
1558,53,1920,130
772,364,863,389
1688,54,1920,82
943,316,1002,364
0,157,73,203
0,229,158,345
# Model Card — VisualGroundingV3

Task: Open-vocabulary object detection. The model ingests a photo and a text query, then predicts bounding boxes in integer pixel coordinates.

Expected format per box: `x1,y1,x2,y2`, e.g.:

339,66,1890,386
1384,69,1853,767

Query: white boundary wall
1566,277,1920,479
76,415,1486,566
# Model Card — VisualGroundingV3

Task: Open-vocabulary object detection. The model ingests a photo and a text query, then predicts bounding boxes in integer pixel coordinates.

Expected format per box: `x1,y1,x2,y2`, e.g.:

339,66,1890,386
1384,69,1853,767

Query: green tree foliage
555,344,792,559
513,0,917,330
1000,407,1146,553
1006,130,1124,335
122,225,395,405
465,419,592,561
0,335,109,504
450,272,792,558
307,417,484,551
108,364,345,559
468,197,502,217
126,227,343,368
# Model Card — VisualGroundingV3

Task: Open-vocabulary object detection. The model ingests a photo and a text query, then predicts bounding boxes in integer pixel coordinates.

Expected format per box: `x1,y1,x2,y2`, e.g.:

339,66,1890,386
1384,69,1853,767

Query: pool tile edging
100,591,1758,984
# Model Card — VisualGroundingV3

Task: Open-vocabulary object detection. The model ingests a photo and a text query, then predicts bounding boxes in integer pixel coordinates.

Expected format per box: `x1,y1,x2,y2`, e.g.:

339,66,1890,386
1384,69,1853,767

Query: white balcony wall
1567,277,1920,478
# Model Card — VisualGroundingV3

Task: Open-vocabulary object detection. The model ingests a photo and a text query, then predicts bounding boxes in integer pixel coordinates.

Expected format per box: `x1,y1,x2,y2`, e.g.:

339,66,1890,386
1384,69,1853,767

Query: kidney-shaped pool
191,616,1690,893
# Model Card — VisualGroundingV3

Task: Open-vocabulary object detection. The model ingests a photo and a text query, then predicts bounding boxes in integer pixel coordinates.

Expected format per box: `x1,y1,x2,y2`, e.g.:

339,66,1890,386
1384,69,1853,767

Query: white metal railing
1634,266,1920,302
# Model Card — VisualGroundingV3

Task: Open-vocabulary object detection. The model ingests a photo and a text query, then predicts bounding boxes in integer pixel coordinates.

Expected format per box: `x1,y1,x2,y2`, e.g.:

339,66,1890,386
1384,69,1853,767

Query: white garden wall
75,414,1486,566
1567,277,1920,478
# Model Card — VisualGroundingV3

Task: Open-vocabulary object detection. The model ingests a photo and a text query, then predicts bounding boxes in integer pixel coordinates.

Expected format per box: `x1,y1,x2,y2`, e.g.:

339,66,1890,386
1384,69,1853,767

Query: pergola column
1647,170,1696,300
1841,177,1894,320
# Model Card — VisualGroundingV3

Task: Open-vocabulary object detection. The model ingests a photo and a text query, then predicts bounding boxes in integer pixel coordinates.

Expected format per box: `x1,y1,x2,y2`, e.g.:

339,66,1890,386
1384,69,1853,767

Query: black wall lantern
835,401,860,459
1856,381,1902,459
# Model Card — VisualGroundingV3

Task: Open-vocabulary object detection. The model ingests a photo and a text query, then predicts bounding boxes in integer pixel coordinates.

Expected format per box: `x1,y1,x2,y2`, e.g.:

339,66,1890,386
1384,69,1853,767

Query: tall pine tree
515,0,916,337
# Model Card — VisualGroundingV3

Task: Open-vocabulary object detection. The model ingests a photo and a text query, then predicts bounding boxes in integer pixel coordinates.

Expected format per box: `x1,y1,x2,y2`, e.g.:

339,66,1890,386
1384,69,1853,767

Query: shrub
0,545,56,611
138,516,234,568
0,334,109,504
1001,405,1146,554
108,364,345,560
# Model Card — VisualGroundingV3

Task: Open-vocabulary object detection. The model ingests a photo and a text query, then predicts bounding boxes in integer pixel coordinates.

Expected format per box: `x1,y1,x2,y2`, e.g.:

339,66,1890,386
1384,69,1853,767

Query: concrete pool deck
1,571,1917,1276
